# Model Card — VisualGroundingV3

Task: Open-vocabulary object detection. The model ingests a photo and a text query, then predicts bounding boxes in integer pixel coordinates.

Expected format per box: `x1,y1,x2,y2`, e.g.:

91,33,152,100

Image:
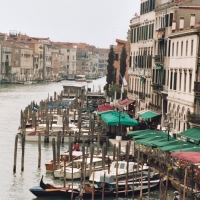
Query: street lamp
164,112,173,141
116,104,124,137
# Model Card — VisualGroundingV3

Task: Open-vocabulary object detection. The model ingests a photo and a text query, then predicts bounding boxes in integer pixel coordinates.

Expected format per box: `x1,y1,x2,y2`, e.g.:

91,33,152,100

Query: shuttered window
173,72,177,90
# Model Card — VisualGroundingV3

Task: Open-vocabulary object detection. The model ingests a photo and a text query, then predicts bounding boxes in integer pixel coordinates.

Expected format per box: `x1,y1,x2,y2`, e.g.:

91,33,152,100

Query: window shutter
165,14,169,27
169,13,173,26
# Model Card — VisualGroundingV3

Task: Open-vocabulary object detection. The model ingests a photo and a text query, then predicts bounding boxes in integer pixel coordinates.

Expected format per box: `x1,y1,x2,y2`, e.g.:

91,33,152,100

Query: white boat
89,161,149,183
45,151,83,172
53,157,104,179
75,75,87,82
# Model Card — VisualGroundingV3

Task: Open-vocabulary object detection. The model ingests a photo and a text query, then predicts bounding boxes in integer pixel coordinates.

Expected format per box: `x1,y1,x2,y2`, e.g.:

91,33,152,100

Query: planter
116,136,122,141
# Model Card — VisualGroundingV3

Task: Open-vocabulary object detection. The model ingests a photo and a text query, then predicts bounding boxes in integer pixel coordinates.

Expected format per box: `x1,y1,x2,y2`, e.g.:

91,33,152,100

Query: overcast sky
0,0,140,48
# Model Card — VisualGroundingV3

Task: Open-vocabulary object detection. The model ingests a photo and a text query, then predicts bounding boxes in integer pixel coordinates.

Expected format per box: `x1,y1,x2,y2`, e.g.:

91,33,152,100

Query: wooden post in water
97,133,100,155
92,162,95,200
113,144,116,161
38,132,41,168
165,168,169,200
57,131,61,170
63,157,66,188
69,141,74,200
139,146,143,200
52,138,56,170
183,167,187,200
21,135,25,171
125,142,129,196
82,140,86,188
102,172,105,200
13,134,18,173
148,154,151,200
132,163,135,199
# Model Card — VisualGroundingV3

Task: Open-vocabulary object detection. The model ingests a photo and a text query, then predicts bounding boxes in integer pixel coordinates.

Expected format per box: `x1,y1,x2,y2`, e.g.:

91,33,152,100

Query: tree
106,46,115,89
119,45,127,84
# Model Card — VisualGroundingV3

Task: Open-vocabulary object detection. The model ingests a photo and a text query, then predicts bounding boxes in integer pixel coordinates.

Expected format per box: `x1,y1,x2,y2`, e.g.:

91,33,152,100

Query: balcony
188,113,200,124
152,83,163,91
130,16,140,26
194,82,200,93
154,55,164,64
139,92,145,100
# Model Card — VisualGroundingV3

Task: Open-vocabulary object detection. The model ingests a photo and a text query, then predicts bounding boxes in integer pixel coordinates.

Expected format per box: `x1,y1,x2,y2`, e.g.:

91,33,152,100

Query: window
176,42,179,56
191,40,194,56
179,73,182,91
186,41,188,56
184,72,187,92
173,72,177,90
181,41,183,56
168,40,171,57
115,54,119,61
189,73,192,93
67,56,69,60
170,71,173,89
172,42,174,56
67,49,70,52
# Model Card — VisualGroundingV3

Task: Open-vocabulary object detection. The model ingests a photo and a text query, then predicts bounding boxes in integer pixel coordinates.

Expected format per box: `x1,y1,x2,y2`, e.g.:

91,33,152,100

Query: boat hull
30,183,159,198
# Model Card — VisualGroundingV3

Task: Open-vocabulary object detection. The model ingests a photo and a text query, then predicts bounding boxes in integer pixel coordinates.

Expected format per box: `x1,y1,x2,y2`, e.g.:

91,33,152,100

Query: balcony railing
154,55,164,64
194,82,200,93
152,83,163,91
139,92,145,100
161,0,171,4
188,113,200,124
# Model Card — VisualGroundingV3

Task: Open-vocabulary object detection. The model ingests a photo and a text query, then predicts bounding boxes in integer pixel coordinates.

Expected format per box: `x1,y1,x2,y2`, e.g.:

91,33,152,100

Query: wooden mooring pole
21,135,25,171
38,132,41,168
13,134,18,173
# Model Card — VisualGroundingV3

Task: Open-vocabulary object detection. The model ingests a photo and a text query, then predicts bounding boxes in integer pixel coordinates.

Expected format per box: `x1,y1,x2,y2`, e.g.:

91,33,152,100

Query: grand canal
0,77,190,200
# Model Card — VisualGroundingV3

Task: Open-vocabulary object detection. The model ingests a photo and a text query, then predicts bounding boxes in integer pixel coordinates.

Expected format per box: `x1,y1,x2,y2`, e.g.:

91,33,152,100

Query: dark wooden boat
29,175,159,198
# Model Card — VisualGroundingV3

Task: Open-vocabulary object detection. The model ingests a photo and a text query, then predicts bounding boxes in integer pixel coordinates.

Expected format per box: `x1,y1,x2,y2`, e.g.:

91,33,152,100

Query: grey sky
0,0,140,48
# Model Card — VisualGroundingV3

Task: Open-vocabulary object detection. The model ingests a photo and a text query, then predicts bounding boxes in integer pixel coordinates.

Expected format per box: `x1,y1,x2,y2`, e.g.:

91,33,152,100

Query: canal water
0,77,190,200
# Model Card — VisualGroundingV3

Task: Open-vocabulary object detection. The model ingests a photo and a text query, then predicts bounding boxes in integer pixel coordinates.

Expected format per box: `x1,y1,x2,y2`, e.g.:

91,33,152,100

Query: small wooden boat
45,151,82,172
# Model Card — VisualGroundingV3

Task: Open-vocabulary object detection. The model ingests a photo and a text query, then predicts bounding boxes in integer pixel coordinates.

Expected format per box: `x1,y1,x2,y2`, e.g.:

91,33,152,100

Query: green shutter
174,72,177,90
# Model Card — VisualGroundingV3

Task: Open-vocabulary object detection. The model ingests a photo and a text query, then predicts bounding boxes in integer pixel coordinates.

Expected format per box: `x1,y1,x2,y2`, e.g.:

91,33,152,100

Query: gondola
29,175,160,198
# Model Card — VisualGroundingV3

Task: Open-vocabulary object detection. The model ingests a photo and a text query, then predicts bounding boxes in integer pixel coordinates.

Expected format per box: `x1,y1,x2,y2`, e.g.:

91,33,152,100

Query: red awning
98,104,114,112
119,98,134,107
171,152,200,163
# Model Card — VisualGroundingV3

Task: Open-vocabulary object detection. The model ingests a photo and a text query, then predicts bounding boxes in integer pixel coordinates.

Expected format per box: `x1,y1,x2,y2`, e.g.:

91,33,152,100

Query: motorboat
89,161,148,183
53,157,104,179
75,75,87,82
45,151,82,172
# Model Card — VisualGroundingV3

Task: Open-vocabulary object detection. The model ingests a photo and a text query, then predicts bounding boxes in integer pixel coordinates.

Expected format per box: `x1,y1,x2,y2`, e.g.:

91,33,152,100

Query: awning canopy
118,98,134,107
177,127,200,145
138,110,160,120
171,152,200,163
98,104,114,112
99,111,138,126
160,142,195,152
135,136,167,147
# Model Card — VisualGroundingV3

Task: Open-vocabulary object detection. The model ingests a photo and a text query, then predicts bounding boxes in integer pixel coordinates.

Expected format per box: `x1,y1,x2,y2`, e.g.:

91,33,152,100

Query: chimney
179,17,184,30
190,14,196,28
172,20,176,32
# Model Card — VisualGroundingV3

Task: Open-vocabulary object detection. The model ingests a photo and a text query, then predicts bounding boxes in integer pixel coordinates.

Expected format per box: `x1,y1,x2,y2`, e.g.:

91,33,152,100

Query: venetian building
128,0,156,118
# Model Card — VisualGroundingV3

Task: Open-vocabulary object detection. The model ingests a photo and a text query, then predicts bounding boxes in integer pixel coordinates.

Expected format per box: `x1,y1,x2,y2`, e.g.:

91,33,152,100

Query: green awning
139,111,160,120
160,142,195,152
140,77,145,82
177,127,200,145
99,111,138,126
132,131,169,140
156,65,163,70
136,136,167,147
172,146,200,152
156,139,179,147
127,129,154,136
